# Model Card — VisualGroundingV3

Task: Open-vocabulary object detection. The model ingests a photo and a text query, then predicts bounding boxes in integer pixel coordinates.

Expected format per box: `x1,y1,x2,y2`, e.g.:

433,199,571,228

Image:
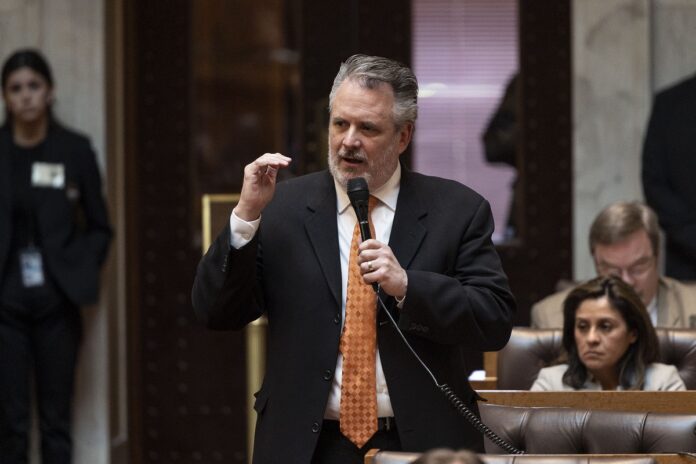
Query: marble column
572,0,651,280
651,0,696,92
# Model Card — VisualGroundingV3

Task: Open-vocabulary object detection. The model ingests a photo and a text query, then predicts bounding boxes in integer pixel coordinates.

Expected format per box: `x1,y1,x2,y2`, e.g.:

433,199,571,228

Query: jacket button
323,369,333,381
311,422,320,433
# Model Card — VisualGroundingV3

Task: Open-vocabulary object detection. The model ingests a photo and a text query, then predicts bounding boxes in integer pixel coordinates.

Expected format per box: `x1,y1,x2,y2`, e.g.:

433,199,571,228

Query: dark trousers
311,420,402,464
0,268,82,464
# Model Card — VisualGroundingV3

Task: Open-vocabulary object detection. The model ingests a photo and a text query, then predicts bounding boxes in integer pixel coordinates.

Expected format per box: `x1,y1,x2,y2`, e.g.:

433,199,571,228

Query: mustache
337,148,367,162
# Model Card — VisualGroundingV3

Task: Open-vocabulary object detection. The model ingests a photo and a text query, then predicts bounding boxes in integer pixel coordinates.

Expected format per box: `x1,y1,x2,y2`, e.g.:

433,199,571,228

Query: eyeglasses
596,256,655,280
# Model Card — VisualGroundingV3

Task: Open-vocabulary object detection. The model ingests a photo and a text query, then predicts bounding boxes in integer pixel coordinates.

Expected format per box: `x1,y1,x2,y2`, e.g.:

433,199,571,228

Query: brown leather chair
479,403,696,454
496,328,696,389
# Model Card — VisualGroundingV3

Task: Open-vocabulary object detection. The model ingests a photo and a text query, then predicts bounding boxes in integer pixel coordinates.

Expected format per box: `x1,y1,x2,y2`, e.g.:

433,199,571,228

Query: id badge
31,162,65,188
19,247,45,288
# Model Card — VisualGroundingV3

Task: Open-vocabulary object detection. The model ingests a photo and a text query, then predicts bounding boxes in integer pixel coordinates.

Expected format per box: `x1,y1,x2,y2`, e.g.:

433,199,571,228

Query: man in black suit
642,74,696,281
192,54,515,464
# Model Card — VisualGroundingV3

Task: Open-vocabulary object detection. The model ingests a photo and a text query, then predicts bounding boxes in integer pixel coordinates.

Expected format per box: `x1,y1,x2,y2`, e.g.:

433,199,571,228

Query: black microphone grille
347,177,369,201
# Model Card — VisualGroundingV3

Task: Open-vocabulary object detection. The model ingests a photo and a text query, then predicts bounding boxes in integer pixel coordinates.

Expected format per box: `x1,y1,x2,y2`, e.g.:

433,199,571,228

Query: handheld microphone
346,177,377,292
347,177,371,242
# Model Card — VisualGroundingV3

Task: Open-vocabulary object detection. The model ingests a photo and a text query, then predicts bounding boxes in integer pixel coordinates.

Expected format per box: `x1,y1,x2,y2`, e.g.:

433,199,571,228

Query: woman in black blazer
0,49,112,464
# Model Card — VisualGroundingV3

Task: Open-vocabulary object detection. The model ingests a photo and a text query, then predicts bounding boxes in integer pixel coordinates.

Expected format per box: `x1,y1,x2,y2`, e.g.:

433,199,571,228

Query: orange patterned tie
340,196,378,448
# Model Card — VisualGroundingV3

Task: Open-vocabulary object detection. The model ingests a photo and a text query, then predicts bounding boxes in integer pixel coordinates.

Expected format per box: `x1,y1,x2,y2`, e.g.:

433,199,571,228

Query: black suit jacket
642,74,696,280
192,167,515,463
0,124,112,306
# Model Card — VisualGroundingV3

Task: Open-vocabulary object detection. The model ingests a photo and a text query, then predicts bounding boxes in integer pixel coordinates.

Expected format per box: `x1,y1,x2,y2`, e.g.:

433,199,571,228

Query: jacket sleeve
530,367,553,391
653,364,687,391
530,302,545,329
530,291,568,329
76,140,112,265
191,223,264,330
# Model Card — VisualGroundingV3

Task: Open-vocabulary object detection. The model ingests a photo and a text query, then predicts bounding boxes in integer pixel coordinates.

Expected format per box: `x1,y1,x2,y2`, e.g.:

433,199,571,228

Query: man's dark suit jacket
192,167,515,463
643,74,696,280
0,124,112,306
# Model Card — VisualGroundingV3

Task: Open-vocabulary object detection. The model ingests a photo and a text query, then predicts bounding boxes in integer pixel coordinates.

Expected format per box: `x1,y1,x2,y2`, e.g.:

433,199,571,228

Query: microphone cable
375,293,524,455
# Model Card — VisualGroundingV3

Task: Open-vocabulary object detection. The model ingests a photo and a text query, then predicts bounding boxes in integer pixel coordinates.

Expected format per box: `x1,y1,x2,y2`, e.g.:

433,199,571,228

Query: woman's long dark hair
1,48,55,128
561,276,659,390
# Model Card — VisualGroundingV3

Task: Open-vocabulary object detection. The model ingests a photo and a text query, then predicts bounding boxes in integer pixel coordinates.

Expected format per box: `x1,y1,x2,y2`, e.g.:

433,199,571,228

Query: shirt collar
647,294,658,326
335,163,401,214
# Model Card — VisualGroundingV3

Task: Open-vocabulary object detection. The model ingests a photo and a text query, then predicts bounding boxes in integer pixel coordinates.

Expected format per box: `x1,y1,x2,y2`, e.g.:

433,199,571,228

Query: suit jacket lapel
389,169,427,269
301,169,428,309
304,172,342,307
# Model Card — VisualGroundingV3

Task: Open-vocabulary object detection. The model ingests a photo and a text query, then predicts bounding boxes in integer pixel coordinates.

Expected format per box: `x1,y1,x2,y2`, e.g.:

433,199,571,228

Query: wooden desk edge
476,390,696,414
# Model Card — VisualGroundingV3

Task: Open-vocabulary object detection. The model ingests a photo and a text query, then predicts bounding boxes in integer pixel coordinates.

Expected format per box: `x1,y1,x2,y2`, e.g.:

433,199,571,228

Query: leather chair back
480,403,696,454
496,328,696,389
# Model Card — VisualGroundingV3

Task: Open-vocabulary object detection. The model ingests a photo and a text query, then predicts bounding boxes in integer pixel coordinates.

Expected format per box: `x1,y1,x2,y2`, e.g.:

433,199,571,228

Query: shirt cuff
229,210,261,249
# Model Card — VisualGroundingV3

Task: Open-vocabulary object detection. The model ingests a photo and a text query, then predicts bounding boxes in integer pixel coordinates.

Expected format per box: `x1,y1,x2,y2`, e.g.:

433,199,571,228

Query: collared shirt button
311,422,320,433
323,369,333,381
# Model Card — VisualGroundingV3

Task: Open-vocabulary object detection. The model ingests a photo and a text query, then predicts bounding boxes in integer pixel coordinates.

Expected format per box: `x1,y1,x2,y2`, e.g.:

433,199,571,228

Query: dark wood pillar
124,1,247,462
498,0,573,325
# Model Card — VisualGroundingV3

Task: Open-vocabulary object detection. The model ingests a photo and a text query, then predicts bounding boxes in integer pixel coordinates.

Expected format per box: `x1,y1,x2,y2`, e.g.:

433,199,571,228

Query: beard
327,139,400,190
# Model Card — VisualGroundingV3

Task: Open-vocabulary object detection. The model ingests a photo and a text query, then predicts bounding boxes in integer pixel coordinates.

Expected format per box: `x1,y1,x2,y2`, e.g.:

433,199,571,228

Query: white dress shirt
228,164,402,420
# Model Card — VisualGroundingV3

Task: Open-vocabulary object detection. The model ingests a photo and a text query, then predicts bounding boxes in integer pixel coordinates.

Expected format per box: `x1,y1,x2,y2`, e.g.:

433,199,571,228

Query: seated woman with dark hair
531,276,685,391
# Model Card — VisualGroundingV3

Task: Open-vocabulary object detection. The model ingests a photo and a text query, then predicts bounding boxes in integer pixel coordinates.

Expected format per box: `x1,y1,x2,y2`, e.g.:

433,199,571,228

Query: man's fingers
253,153,291,172
244,154,291,184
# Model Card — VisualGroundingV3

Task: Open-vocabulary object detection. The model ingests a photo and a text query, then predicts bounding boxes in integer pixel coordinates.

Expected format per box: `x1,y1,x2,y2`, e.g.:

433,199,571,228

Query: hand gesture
234,153,291,221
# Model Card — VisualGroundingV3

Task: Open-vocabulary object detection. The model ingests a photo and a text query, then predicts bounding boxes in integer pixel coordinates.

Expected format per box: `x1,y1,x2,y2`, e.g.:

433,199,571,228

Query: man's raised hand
234,153,291,221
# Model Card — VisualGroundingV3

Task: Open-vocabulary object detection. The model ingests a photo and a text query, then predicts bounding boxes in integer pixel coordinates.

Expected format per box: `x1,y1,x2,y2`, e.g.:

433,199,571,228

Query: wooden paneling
125,1,248,462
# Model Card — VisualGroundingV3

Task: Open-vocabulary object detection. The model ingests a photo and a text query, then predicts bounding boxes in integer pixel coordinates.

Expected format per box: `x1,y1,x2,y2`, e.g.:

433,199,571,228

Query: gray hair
589,201,660,257
328,54,418,128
